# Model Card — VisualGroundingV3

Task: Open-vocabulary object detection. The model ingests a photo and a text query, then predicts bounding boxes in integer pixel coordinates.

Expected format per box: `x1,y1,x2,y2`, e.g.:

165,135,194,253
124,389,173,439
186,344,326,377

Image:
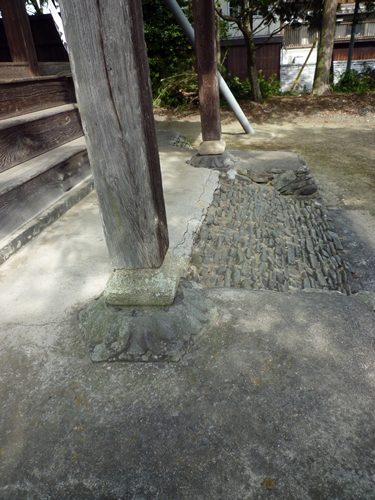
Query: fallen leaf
261,478,275,489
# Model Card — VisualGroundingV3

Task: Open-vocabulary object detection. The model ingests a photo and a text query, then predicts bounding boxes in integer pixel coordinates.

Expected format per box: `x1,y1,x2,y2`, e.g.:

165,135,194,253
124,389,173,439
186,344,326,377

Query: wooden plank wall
256,42,281,80
222,37,282,82
0,14,68,63
333,41,375,61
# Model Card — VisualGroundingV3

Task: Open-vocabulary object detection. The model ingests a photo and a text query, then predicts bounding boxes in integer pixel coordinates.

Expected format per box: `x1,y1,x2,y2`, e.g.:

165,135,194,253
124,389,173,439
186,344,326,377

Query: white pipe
48,0,68,52
164,0,254,134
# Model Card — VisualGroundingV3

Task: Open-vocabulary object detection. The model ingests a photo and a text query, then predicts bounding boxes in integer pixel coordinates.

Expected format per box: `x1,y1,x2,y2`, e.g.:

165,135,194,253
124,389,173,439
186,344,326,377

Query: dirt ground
154,93,375,214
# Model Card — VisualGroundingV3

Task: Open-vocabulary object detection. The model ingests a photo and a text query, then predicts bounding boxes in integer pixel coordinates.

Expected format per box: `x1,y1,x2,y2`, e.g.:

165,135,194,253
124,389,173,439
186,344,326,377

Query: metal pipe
164,0,254,134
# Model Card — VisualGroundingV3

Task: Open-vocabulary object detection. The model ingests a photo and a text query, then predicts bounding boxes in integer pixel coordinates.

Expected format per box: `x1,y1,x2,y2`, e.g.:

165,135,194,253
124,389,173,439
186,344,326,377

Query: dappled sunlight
0,193,112,324
155,118,202,146
1,108,375,495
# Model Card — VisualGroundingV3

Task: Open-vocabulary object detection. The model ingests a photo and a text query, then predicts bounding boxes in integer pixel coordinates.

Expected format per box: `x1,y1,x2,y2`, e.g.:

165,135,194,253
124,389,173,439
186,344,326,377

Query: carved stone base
187,152,239,170
79,279,217,362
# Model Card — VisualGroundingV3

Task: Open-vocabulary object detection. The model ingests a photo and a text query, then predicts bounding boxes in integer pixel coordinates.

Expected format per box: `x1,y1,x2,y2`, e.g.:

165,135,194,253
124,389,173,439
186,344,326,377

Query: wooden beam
192,0,221,142
60,0,169,269
0,0,39,76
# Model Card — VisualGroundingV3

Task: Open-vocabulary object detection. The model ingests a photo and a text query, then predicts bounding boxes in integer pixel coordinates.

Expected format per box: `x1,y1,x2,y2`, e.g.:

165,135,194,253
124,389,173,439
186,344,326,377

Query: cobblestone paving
188,173,356,295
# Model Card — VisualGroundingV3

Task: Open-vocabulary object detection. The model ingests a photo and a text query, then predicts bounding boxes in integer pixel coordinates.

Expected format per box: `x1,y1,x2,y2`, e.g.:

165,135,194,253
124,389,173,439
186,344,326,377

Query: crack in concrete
172,171,219,256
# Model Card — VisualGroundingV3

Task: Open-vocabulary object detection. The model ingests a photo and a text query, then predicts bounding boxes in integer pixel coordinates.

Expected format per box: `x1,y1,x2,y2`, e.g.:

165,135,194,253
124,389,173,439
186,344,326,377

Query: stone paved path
188,172,357,295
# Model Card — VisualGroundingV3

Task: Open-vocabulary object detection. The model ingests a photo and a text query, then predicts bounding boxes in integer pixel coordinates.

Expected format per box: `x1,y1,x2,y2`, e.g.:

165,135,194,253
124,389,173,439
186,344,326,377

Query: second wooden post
192,0,225,156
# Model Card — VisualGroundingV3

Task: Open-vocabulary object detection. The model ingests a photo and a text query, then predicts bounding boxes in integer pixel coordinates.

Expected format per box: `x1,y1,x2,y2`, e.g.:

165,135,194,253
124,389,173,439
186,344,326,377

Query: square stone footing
104,253,186,307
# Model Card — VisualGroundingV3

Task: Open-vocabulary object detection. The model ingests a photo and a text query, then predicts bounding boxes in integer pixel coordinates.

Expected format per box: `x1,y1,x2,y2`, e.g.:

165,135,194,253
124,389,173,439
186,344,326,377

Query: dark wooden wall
221,36,282,81
0,14,68,62
333,41,375,61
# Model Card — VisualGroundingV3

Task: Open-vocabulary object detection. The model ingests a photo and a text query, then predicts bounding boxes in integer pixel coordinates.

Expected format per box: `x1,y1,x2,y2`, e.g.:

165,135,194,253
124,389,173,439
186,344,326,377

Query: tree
142,0,194,95
346,0,360,71
25,0,46,14
312,0,338,95
25,0,59,14
216,0,311,102
346,0,375,71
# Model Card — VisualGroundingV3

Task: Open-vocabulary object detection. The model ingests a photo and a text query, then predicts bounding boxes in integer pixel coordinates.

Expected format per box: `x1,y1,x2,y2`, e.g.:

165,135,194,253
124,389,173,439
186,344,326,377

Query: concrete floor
1,134,375,499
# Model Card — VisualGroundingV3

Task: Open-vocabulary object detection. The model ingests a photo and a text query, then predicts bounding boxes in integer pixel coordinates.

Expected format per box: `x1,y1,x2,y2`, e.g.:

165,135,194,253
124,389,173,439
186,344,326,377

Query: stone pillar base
104,253,186,307
187,151,239,170
198,139,226,155
79,279,217,362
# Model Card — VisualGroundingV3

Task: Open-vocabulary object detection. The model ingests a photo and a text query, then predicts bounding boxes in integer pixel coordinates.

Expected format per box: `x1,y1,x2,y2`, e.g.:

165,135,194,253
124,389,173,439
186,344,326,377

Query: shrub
226,70,281,101
153,71,199,108
258,70,281,100
153,65,282,107
142,0,194,97
332,69,375,94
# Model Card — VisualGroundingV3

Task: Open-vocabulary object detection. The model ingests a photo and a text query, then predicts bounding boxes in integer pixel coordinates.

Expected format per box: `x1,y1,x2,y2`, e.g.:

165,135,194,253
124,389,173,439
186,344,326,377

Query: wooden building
221,35,283,82
221,1,375,85
0,0,91,265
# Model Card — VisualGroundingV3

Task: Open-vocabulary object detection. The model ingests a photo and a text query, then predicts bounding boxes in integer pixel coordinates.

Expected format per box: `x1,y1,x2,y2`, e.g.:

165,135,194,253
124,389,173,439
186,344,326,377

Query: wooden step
0,62,72,81
0,104,84,172
0,137,91,241
0,76,76,119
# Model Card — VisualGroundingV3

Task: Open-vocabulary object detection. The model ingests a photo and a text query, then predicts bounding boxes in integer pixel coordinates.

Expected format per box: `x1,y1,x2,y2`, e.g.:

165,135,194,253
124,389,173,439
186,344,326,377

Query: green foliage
153,68,281,108
25,0,47,14
153,71,198,108
332,69,375,94
226,71,281,101
25,0,59,15
142,0,194,96
226,76,252,100
258,70,281,99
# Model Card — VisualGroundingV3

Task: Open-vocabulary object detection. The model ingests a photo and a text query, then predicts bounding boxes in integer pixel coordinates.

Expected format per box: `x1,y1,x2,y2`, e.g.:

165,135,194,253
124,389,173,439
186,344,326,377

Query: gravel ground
155,93,375,212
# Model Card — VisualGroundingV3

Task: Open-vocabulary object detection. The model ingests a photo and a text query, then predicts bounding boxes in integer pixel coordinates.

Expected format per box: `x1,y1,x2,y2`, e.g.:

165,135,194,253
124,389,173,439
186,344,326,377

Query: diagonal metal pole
164,0,254,134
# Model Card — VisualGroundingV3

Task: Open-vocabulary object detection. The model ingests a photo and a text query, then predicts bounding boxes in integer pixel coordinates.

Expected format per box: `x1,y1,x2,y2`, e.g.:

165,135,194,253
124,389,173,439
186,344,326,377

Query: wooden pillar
192,0,224,154
0,0,39,76
60,0,168,270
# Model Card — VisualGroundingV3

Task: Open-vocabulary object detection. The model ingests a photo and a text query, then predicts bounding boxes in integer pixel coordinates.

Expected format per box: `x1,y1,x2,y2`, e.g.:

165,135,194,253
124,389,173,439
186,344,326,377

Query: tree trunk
60,0,169,270
347,0,360,71
244,31,262,102
312,0,338,96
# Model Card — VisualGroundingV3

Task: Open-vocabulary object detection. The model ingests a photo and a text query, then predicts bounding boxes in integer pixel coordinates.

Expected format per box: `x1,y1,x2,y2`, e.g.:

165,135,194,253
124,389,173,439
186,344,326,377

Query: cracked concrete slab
159,145,219,260
1,133,375,498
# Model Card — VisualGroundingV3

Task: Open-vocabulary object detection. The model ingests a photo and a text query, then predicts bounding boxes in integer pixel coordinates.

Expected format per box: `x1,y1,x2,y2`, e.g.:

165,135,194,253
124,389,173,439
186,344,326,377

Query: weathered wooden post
192,0,223,154
188,0,236,169
60,0,217,362
59,0,183,307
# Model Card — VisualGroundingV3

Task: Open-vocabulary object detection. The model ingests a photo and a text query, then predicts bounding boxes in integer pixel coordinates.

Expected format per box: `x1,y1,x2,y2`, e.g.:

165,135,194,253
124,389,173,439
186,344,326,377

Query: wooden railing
284,26,318,47
284,21,375,47
335,21,375,39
